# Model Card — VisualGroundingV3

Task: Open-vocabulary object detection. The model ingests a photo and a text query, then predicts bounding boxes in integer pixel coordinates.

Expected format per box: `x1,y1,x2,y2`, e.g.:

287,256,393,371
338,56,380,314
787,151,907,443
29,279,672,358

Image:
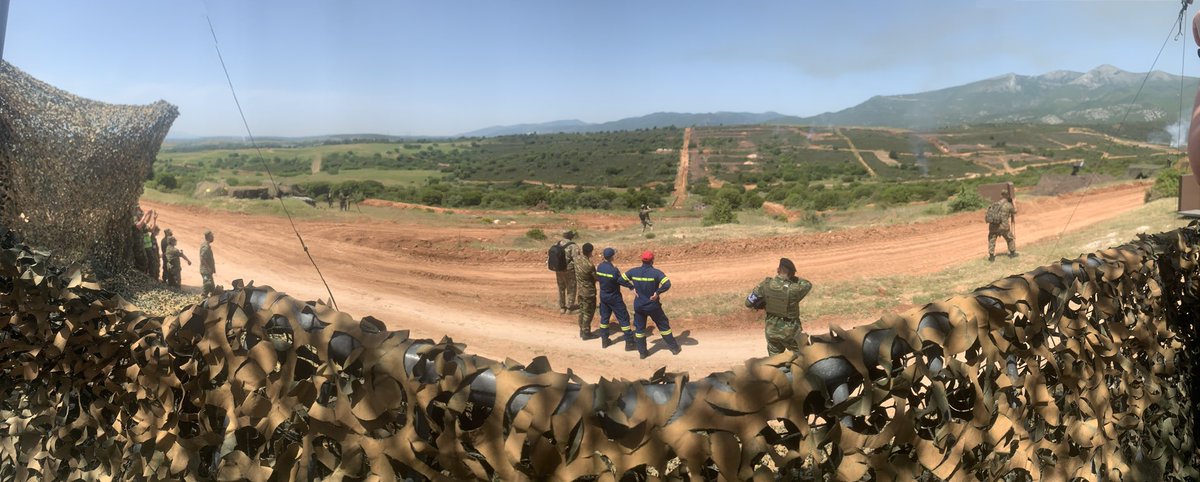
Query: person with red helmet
624,250,681,358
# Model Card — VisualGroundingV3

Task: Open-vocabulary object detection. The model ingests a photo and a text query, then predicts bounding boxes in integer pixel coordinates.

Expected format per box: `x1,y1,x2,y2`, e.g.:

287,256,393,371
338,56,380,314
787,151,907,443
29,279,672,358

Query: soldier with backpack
547,230,581,313
985,191,1018,262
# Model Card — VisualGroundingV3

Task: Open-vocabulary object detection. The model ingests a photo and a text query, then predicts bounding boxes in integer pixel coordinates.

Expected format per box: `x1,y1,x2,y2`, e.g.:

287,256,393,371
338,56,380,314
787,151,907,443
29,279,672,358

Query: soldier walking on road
574,243,600,340
639,204,654,232
596,247,636,350
745,258,813,356
985,191,1018,262
626,251,681,359
547,230,581,313
199,230,218,297
164,237,191,288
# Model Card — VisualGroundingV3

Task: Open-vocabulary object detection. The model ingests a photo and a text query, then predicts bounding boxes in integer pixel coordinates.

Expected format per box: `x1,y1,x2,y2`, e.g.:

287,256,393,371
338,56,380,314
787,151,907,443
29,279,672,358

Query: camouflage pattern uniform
131,225,148,273
987,199,1017,259
145,231,159,279
199,240,216,297
574,252,598,338
747,275,813,356
555,238,580,311
639,206,653,231
159,233,174,282
164,246,183,288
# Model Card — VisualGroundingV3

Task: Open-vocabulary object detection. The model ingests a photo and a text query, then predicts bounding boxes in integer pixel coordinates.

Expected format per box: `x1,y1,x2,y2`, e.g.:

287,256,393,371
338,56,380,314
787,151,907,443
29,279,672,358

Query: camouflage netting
0,61,177,274
0,221,1196,481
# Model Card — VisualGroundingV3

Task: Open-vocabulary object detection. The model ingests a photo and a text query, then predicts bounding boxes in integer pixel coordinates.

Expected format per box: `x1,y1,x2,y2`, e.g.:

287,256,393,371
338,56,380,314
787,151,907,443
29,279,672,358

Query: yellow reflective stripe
596,272,614,278
620,327,632,331
635,333,647,338
599,323,609,328
658,277,669,286
660,330,672,336
621,273,631,282
631,277,655,282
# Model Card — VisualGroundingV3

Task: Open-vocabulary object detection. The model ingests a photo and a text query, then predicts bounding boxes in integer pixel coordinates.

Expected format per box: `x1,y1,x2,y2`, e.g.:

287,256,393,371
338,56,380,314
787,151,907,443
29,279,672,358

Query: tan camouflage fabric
0,221,1196,480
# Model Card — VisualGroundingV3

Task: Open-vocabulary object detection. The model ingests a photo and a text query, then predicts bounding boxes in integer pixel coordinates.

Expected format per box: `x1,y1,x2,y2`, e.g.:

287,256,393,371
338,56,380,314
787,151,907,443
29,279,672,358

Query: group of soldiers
131,208,219,297
325,192,355,211
549,230,682,359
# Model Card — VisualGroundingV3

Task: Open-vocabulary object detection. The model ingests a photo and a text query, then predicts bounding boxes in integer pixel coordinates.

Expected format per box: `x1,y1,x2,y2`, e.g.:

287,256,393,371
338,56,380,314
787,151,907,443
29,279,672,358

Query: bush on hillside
948,186,988,212
525,228,546,240
702,198,738,226
1147,167,1182,202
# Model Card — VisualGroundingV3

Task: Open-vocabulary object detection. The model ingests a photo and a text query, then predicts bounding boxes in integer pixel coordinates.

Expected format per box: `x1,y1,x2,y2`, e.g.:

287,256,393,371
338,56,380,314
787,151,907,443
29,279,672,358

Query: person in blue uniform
595,247,636,350
624,250,681,359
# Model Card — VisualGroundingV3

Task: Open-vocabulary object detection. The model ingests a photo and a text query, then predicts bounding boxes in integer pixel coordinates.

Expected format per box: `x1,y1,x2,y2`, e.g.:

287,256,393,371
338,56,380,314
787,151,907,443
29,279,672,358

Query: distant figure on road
625,251,681,358
745,258,812,356
159,228,175,282
164,237,191,289
547,230,580,313
596,247,636,350
574,243,600,341
339,193,348,211
199,230,218,297
639,204,654,232
1071,160,1084,176
326,194,334,209
985,191,1018,262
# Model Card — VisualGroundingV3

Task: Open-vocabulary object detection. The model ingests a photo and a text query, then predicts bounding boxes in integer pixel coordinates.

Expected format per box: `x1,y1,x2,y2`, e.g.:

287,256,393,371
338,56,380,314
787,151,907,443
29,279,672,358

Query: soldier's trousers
146,247,159,279
633,306,680,356
555,271,577,310
167,268,181,289
577,292,597,334
599,297,634,344
765,316,802,356
988,226,1016,257
201,273,216,297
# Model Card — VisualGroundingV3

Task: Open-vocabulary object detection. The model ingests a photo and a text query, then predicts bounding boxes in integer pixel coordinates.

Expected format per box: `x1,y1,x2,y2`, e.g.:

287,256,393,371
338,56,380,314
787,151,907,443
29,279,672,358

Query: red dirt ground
143,181,1150,381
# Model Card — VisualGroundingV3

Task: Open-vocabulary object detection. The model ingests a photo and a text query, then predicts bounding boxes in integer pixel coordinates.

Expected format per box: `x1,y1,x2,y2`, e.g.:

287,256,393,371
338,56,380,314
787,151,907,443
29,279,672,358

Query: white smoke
1166,118,1190,148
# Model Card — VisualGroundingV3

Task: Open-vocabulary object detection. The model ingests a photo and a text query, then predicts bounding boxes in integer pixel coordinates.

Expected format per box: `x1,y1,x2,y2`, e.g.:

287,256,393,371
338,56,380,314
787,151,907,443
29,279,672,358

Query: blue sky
5,1,1198,137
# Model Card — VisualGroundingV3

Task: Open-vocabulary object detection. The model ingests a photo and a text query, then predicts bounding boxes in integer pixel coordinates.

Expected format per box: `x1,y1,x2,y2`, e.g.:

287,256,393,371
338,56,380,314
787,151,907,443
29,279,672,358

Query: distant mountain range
459,65,1199,136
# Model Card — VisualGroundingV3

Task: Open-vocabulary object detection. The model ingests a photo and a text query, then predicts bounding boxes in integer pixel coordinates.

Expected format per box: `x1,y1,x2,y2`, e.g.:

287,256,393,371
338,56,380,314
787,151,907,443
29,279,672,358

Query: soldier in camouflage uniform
745,258,812,356
574,243,600,340
199,230,217,297
554,230,581,313
159,228,175,282
164,237,191,289
986,191,1018,262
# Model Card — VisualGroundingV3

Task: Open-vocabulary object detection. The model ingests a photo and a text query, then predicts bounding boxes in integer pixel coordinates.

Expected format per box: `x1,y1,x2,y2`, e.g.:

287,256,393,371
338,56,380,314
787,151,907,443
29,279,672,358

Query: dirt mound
1029,174,1114,196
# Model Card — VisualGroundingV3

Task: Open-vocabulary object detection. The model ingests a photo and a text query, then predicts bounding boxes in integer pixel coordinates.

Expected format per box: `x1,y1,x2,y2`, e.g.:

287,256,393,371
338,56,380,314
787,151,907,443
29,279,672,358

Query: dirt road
671,128,691,209
144,182,1149,381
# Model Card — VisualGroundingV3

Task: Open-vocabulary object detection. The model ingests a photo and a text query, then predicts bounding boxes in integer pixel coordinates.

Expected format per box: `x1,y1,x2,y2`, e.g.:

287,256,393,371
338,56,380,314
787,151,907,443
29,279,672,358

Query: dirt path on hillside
671,128,691,208
142,182,1149,381
835,128,876,177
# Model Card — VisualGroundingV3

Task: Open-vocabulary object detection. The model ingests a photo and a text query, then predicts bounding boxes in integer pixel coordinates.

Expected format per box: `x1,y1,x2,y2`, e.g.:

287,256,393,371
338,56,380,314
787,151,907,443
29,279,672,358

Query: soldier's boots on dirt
579,328,598,341
636,334,682,358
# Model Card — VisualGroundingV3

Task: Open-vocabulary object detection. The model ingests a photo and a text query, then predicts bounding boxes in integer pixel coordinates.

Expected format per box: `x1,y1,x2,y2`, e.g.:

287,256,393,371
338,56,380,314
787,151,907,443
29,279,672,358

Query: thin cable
204,14,340,311
1048,6,1187,256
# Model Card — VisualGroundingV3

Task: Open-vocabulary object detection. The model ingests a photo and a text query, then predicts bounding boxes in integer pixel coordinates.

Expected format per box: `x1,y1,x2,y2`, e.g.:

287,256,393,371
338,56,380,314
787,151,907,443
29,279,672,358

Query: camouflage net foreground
0,224,1196,481
0,61,177,274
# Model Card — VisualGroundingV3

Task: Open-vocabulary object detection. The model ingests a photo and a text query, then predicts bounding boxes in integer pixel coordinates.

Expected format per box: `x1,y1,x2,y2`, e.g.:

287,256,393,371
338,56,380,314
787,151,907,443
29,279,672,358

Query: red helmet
641,250,655,262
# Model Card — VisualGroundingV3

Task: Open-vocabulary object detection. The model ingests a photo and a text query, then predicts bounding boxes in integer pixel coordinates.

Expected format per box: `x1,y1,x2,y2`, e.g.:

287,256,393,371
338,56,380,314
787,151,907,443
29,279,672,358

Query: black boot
580,329,598,341
599,328,611,347
636,337,649,359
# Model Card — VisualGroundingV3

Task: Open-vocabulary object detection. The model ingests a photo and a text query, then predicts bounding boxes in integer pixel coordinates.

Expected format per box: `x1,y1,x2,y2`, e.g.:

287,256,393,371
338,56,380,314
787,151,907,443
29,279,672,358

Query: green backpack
984,201,1006,224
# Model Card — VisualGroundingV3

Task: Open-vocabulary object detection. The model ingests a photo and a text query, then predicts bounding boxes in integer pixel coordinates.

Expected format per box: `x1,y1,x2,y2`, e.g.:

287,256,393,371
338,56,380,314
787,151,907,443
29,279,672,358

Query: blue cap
602,247,616,259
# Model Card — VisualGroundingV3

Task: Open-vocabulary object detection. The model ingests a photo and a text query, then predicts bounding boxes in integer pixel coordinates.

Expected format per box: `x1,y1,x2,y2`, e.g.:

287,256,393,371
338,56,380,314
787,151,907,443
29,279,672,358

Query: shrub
154,173,178,191
1147,167,1182,201
644,232,656,239
226,177,241,187
948,186,988,212
702,198,738,226
526,228,546,240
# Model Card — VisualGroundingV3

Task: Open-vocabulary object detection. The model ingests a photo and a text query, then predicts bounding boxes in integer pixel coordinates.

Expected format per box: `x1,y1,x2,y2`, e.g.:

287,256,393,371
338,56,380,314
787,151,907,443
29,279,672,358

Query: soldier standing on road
574,243,601,340
164,237,191,288
596,247,636,350
549,230,581,313
985,191,1018,262
199,230,218,297
160,228,175,282
745,258,812,356
639,204,654,232
625,251,681,359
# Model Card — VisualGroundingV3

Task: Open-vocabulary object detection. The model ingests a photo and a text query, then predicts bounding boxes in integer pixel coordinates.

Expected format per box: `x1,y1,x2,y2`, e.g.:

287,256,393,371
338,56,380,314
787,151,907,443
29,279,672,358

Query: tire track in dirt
141,181,1151,381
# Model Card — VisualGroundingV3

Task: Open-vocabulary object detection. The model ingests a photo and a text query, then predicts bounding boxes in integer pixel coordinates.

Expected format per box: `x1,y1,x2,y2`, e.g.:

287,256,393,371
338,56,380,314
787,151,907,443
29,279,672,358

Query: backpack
547,242,573,271
984,201,1006,224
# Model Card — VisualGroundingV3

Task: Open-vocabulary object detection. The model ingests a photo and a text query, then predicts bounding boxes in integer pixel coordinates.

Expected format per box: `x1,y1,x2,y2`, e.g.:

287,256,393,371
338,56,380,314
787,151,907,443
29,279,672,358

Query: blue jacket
596,261,634,301
625,263,671,311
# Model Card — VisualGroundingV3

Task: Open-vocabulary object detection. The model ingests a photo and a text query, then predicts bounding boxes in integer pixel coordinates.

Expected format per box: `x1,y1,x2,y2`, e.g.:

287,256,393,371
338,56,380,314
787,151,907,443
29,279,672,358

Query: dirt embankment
141,181,1150,381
